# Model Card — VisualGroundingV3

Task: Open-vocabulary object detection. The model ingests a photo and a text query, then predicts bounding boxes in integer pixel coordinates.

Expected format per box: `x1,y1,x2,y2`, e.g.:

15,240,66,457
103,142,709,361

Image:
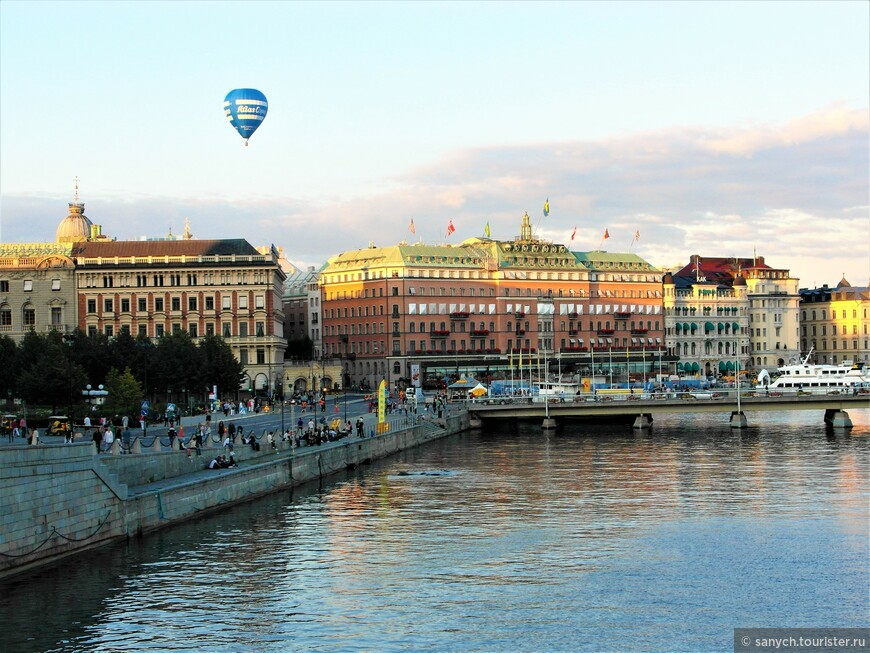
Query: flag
570,226,577,242
484,222,490,237
446,220,455,236
509,350,513,368
543,198,549,217
409,218,415,234
518,349,523,371
603,229,610,240
634,229,640,241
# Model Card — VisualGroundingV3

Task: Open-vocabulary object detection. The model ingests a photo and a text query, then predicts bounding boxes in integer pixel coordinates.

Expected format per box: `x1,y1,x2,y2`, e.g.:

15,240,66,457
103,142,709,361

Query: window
0,281,7,292
222,322,231,337
121,298,131,313
51,279,61,291
51,307,62,325
239,295,248,309
138,324,148,337
256,349,265,365
222,296,231,310
172,323,182,334
171,297,181,311
255,295,265,309
155,298,164,311
0,307,10,326
205,297,215,311
24,280,33,292
155,324,165,337
138,298,147,312
189,324,198,338
104,299,114,313
239,322,249,337
105,325,114,337
239,349,248,365
87,299,97,314
188,297,198,311
88,325,97,337
256,322,265,336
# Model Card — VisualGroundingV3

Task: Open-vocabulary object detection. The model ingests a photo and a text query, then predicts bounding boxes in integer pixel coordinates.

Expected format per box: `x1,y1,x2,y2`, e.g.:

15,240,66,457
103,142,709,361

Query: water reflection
1,411,867,653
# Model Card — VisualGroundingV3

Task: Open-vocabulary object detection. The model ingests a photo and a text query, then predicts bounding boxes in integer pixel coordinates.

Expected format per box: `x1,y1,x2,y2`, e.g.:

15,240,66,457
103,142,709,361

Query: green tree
0,334,18,405
17,331,87,414
153,331,202,402
103,367,142,418
198,334,245,400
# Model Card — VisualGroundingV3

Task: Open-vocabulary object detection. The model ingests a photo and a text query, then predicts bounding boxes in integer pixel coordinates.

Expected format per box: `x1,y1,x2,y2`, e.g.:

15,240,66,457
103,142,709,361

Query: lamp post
276,372,285,436
63,334,75,421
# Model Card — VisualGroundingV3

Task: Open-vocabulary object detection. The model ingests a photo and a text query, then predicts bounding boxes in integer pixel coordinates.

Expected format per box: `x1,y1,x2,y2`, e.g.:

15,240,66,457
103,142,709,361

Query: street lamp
276,372,285,436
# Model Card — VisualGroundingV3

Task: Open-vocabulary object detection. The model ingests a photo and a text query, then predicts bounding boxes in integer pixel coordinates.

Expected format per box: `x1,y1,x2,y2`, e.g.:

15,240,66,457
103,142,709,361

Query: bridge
465,392,869,430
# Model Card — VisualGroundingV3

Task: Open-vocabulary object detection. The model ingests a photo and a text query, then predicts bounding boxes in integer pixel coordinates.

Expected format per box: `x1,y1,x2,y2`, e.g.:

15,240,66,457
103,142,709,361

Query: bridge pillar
824,409,853,429
632,414,653,430
730,411,748,429
542,418,558,430
469,415,482,429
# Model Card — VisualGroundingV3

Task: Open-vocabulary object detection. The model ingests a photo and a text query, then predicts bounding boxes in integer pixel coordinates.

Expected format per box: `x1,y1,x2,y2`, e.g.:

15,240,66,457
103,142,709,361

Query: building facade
799,277,870,366
672,255,800,372
72,238,287,396
319,213,667,391
662,271,749,382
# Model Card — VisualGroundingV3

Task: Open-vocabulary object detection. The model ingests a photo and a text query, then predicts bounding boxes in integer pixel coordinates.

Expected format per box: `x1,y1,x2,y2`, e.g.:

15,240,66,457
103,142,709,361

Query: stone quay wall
0,413,468,579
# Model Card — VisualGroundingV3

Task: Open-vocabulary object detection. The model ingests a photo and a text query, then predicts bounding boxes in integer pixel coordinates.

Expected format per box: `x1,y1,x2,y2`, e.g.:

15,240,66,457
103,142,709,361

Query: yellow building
800,277,870,366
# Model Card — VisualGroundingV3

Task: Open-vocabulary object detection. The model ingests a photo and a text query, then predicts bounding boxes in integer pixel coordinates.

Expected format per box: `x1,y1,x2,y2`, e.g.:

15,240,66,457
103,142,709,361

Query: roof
71,239,260,258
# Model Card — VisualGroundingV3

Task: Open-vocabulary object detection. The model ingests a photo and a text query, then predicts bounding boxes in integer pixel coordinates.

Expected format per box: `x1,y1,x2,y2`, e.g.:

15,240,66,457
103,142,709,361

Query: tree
17,331,87,414
153,331,202,402
0,335,18,404
103,367,142,418
197,334,245,400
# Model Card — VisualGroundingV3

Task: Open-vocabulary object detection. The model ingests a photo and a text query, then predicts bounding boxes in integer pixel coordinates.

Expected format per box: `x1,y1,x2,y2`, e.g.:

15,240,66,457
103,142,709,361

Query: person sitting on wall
208,456,222,470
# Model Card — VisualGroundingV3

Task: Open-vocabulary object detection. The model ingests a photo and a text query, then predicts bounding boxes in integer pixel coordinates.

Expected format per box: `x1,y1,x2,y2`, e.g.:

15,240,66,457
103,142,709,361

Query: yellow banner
378,378,387,424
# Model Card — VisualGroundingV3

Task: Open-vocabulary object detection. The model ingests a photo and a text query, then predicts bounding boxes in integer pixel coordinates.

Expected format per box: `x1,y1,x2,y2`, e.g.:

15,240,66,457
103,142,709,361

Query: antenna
73,176,80,202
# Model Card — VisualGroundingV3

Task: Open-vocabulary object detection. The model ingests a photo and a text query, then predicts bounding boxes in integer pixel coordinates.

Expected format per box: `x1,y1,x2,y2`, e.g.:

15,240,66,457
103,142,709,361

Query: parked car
46,416,71,436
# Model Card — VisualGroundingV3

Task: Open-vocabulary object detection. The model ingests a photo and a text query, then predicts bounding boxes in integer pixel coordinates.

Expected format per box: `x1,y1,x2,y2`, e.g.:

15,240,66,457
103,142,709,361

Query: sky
1,1,868,288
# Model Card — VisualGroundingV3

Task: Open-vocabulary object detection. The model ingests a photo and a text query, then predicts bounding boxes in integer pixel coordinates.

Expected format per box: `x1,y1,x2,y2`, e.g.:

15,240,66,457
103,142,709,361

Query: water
2,411,868,653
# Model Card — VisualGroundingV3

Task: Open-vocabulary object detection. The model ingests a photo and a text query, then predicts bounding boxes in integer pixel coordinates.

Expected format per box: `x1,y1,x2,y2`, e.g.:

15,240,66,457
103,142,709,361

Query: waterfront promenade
0,400,467,579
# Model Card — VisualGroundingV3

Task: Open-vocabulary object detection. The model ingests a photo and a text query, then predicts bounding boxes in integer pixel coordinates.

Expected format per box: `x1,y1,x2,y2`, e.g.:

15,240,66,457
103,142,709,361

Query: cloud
1,106,867,287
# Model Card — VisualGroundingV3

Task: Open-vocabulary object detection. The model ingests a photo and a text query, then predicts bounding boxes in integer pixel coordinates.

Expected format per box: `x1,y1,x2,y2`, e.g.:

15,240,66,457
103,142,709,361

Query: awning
676,323,682,332
726,361,734,370
691,362,700,372
690,323,697,331
677,363,685,371
705,321,715,332
683,322,690,331
719,361,727,372
717,322,724,330
732,322,739,331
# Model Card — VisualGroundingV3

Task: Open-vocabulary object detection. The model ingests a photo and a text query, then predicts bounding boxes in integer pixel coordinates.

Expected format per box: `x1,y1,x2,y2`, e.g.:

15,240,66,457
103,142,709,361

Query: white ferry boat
756,348,869,394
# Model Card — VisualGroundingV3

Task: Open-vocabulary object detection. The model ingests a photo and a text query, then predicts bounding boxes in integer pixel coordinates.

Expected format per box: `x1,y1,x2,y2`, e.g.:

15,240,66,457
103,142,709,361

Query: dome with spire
56,201,94,243
732,274,747,286
836,274,851,288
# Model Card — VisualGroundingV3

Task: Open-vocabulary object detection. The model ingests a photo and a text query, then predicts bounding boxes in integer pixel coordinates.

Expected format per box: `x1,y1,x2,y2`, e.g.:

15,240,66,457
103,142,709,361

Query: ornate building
0,195,97,342
799,277,870,366
662,269,749,382
1,193,287,399
319,212,666,391
671,255,799,372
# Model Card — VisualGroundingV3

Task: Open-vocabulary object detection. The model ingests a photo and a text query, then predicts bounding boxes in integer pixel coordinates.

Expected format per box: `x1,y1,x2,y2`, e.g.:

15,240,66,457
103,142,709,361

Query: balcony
432,330,450,337
515,329,526,336
631,327,648,335
470,329,489,337
450,311,470,319
596,328,615,335
515,311,525,318
614,311,631,320
568,312,578,319
568,329,578,336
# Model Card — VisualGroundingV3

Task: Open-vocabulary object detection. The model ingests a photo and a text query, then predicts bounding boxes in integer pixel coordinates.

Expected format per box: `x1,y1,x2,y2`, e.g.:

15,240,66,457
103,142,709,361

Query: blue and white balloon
224,88,268,146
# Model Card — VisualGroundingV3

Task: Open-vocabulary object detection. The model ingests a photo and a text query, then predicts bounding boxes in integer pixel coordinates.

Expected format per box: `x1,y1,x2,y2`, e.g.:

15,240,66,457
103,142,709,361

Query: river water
2,410,868,653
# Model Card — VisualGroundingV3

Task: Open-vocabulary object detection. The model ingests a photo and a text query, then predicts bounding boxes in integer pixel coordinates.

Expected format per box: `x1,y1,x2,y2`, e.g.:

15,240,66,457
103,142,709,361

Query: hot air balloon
224,88,268,146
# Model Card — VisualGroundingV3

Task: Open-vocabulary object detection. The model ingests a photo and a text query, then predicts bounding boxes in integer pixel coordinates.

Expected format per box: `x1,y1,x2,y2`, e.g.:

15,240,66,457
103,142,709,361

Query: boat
756,348,870,394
